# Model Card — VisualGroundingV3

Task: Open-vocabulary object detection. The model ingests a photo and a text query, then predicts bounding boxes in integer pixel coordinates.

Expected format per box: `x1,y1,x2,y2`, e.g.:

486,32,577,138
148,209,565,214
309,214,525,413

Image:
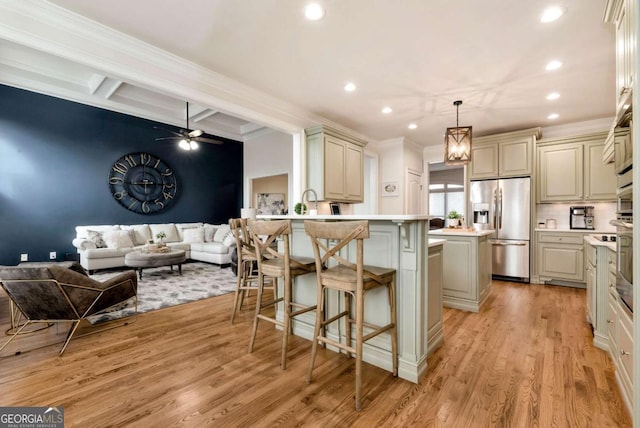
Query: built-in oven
617,168,633,215
611,217,633,312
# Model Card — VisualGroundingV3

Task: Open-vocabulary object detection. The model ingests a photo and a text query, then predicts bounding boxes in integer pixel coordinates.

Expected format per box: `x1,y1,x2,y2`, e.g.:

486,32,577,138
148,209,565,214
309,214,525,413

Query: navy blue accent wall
0,84,243,265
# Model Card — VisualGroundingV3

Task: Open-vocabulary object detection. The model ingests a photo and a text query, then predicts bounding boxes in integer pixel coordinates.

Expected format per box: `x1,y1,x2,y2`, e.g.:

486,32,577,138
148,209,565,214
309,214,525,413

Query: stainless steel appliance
470,177,530,282
611,217,633,312
569,205,595,230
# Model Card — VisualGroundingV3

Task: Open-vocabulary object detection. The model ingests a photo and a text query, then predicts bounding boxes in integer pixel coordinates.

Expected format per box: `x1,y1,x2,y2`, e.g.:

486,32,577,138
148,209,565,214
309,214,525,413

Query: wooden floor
0,280,632,427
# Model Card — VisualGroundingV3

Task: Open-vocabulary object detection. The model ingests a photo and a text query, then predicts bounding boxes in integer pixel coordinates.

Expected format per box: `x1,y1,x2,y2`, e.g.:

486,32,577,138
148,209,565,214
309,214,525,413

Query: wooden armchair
0,264,137,355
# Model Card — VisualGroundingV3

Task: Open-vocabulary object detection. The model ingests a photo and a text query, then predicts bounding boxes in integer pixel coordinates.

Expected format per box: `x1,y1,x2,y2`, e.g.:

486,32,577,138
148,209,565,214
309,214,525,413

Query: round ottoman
124,249,186,279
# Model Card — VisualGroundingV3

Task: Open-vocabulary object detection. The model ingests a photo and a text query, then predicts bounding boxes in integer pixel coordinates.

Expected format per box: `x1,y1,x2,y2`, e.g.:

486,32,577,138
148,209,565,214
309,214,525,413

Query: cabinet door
608,292,619,361
344,143,363,201
615,1,629,101
323,136,346,200
585,260,596,325
537,144,583,202
442,239,475,300
615,132,632,174
584,142,616,201
469,143,499,179
477,236,491,300
427,246,443,334
538,243,584,281
499,139,532,177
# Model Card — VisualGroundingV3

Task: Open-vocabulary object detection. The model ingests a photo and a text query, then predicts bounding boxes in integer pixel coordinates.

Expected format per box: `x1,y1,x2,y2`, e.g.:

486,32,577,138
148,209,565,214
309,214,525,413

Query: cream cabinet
427,242,444,354
431,232,491,313
607,286,634,415
585,239,617,350
468,128,541,180
536,231,585,283
605,0,635,109
306,125,366,203
614,128,632,173
537,132,616,203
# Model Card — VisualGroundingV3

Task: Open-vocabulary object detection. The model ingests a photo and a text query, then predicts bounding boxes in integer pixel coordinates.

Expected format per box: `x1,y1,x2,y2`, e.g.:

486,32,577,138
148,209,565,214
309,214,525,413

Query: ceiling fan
155,102,224,150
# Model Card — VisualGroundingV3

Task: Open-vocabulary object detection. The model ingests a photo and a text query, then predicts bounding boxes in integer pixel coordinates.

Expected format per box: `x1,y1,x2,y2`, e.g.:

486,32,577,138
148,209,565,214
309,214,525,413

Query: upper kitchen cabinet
306,125,367,203
604,0,635,113
537,132,616,203
468,128,542,180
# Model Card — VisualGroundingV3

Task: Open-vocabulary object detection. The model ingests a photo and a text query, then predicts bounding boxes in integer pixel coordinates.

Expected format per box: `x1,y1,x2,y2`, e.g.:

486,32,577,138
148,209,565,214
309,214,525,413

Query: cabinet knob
621,349,630,356
607,319,613,324
609,283,615,288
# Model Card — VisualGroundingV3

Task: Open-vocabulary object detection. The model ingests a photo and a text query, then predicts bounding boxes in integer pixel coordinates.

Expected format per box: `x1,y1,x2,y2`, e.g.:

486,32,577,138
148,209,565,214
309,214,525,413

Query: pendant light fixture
444,100,472,165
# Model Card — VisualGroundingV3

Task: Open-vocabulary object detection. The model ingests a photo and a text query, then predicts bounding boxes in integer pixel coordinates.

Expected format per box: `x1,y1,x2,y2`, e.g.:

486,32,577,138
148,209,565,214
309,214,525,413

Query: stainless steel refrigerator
469,177,530,282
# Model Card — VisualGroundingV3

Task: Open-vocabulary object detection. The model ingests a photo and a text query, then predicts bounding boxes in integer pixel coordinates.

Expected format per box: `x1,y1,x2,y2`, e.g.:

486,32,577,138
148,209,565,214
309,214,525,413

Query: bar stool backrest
247,219,292,266
229,218,256,260
303,220,369,274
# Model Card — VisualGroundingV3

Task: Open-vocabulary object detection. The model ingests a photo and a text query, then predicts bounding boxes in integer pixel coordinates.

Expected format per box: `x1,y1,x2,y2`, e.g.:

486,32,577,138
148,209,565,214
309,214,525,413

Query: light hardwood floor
0,280,632,427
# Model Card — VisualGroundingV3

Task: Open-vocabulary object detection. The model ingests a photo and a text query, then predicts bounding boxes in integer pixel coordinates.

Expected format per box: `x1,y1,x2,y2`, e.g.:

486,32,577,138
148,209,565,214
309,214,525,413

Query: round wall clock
108,152,177,214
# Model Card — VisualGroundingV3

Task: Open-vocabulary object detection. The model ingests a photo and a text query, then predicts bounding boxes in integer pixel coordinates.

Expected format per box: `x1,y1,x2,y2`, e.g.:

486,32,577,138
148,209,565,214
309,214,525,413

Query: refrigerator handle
493,188,498,229
498,188,503,230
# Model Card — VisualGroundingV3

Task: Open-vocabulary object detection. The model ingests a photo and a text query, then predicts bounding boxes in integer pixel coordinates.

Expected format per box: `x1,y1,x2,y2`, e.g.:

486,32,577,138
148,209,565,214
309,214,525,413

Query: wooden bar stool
229,218,271,323
304,220,398,411
247,219,316,369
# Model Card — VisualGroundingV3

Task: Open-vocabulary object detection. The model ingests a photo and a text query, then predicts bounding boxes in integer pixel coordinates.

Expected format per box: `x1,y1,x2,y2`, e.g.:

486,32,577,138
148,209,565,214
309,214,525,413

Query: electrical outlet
20,253,28,262
49,251,57,260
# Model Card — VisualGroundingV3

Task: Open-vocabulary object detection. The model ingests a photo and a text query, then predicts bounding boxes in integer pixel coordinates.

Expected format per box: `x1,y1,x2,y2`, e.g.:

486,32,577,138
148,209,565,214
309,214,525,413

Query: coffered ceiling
0,1,616,146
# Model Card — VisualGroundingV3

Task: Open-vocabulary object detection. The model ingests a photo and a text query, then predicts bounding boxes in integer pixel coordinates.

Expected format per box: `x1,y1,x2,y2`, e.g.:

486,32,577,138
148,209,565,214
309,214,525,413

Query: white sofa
72,222,236,273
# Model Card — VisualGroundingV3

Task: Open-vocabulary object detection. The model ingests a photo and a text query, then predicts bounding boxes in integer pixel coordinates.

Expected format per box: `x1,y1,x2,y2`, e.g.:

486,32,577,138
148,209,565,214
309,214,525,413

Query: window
428,163,464,219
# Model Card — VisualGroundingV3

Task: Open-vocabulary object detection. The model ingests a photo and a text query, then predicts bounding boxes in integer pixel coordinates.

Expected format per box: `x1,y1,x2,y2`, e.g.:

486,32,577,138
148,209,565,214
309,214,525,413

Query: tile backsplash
536,202,616,231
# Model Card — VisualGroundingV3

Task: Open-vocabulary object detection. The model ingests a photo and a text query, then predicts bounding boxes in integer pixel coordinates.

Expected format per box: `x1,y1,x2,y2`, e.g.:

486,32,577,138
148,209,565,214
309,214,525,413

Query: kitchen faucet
301,188,318,214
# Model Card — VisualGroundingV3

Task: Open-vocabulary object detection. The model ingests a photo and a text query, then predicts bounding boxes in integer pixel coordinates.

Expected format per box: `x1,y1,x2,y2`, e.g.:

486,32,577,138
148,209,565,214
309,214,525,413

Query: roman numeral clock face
108,152,177,214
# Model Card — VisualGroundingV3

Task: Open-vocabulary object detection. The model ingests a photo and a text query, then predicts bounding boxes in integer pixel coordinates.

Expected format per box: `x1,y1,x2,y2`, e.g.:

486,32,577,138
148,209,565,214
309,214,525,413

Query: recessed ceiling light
408,123,417,130
546,92,560,100
304,3,325,21
382,106,392,114
344,82,356,92
545,60,563,71
547,113,559,120
541,6,565,23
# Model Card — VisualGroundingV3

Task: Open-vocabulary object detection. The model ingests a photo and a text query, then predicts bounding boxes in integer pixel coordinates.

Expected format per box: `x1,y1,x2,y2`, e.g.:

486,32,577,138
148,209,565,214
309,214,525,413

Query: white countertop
428,238,446,247
534,228,615,233
429,228,495,237
257,214,431,221
584,235,617,251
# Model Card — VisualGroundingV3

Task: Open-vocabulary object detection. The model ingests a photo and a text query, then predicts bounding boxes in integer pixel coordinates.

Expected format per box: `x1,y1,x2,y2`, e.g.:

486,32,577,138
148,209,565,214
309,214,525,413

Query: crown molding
0,0,344,136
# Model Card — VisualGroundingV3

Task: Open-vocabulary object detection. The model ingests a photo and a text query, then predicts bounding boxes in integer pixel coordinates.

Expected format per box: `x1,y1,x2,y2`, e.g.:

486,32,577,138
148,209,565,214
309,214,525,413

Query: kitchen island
429,228,494,312
257,214,442,383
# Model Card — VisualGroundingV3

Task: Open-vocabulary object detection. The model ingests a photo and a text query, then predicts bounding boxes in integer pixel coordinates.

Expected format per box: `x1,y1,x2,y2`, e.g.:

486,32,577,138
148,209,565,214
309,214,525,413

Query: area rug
86,262,236,324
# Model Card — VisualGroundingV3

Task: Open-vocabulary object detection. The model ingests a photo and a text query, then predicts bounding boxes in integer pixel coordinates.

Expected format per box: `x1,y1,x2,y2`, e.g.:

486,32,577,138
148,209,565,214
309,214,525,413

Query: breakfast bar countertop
258,214,431,222
428,228,495,237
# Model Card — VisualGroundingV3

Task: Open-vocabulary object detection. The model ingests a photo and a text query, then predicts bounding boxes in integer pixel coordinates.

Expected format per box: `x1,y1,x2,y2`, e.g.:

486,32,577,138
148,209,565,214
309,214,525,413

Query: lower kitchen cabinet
427,241,444,354
430,231,491,313
607,289,634,416
584,237,615,350
537,231,586,283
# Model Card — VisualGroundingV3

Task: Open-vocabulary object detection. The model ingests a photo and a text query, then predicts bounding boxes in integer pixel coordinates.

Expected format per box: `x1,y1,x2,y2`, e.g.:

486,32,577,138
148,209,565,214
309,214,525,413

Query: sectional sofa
72,222,235,273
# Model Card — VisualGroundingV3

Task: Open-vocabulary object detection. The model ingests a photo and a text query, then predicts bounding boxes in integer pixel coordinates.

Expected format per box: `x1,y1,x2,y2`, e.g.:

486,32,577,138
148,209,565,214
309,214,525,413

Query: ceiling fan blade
188,129,203,138
155,137,180,141
194,136,224,145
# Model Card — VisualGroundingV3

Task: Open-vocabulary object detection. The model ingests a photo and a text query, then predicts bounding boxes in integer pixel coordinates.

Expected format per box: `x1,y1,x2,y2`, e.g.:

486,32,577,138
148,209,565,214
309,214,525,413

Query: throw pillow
149,224,179,243
183,226,205,243
86,230,106,248
120,225,151,246
213,225,231,243
102,230,135,249
222,231,236,247
204,225,217,242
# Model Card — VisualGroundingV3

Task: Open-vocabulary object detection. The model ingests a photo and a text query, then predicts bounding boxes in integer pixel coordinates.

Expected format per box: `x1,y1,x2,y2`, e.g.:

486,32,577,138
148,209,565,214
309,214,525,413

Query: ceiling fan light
179,139,191,150
189,140,199,150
